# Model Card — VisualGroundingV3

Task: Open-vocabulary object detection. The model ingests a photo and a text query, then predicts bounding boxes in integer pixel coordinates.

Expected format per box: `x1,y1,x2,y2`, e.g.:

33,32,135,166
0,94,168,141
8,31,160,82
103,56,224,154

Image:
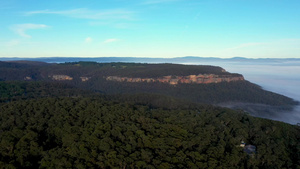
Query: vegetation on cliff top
1,61,297,108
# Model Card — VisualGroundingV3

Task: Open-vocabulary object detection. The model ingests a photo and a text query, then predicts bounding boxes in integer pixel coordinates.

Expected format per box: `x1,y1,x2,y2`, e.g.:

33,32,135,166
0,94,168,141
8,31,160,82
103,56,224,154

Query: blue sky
1,0,300,58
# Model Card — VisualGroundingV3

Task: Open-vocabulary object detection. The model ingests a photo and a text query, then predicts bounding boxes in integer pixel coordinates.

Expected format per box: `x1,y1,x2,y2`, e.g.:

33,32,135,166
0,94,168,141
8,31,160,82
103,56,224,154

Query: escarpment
0,61,297,108
105,74,244,85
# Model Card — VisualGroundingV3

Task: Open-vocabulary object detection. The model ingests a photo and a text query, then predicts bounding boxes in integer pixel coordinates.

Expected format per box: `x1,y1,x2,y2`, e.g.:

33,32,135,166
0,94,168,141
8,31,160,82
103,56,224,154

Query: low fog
186,60,300,125
218,102,300,124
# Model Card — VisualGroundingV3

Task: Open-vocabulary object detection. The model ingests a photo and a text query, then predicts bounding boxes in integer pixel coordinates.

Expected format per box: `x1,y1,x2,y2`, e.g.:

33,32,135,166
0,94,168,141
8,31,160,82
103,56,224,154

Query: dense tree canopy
0,62,299,168
0,82,94,103
0,97,299,168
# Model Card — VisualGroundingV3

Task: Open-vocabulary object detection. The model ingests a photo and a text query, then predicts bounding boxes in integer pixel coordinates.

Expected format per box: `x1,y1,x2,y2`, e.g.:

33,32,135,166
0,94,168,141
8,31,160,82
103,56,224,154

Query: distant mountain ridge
1,56,300,65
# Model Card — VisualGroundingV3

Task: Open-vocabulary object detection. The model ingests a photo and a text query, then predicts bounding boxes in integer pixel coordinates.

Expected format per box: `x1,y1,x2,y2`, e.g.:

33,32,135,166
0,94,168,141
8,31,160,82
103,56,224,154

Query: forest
0,81,299,168
0,62,300,168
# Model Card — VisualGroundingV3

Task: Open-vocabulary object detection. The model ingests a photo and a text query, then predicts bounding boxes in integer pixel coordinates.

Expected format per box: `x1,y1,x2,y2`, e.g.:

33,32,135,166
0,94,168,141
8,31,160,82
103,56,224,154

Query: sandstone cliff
105,74,244,85
50,75,73,81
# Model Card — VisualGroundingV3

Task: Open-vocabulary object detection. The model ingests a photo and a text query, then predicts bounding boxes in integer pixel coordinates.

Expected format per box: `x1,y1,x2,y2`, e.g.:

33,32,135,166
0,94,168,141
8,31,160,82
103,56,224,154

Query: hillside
0,61,297,108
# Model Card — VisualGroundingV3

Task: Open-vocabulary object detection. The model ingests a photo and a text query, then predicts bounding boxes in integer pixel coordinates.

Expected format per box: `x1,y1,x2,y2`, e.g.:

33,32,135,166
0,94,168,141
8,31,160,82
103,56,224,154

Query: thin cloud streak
225,42,266,51
103,38,120,44
89,21,135,29
225,39,300,52
25,8,135,20
11,24,48,38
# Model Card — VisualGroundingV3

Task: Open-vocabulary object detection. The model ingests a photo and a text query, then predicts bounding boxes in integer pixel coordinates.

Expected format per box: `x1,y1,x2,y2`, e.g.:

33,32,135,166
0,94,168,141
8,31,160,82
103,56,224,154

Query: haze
183,60,300,124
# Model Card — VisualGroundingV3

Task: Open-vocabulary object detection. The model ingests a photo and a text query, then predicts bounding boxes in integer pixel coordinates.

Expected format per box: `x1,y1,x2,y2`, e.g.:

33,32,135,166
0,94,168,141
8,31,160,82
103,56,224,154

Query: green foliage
0,61,299,168
0,81,95,103
0,61,298,107
0,97,299,168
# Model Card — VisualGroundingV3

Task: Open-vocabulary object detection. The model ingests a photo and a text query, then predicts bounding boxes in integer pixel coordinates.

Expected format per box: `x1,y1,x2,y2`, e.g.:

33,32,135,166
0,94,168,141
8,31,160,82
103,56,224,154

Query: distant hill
0,61,298,116
1,56,300,65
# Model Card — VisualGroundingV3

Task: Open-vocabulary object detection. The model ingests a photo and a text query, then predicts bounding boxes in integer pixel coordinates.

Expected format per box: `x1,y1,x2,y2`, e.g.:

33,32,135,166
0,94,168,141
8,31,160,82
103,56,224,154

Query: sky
1,0,300,58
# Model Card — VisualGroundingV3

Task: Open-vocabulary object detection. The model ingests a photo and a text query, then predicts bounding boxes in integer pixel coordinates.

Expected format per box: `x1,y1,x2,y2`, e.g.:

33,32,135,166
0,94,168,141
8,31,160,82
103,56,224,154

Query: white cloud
85,37,93,43
11,24,48,38
25,8,135,20
103,38,120,44
89,21,135,29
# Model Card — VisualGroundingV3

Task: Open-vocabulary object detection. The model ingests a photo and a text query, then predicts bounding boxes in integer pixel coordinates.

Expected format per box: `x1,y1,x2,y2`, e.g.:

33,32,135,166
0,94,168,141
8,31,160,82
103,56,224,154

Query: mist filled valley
180,59,300,124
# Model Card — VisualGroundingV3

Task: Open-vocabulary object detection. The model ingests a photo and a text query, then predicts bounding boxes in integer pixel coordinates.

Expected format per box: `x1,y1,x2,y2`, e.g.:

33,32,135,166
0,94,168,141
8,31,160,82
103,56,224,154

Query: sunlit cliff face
105,74,244,85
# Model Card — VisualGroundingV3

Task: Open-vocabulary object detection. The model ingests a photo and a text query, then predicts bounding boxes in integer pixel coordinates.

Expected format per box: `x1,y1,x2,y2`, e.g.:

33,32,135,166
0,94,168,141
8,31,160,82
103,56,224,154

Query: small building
239,140,256,155
240,140,246,148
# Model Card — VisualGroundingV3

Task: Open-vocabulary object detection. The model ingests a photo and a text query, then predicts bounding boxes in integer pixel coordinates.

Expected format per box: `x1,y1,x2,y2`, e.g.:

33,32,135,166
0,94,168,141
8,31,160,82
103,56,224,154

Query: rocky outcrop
50,75,73,81
24,76,32,80
105,74,244,85
80,77,90,82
